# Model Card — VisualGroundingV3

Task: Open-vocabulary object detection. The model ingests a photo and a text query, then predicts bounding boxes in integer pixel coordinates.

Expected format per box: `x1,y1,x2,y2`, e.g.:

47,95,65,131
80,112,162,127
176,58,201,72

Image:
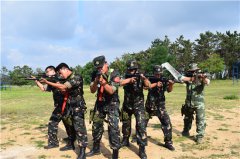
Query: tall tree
216,31,240,75
198,53,225,73
9,65,33,85
194,31,218,63
170,35,194,70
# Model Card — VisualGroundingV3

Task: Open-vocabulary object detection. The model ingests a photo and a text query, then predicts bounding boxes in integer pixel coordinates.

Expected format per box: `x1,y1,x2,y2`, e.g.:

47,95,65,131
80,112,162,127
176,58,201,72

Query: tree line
1,31,239,85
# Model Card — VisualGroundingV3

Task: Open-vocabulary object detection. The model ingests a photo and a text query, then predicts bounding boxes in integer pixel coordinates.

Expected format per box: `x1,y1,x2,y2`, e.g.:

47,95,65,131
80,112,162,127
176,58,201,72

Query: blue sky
1,0,239,70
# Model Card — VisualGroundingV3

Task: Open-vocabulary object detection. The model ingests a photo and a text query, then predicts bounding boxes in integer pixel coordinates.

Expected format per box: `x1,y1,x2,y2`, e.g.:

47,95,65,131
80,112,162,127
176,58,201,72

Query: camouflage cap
126,60,138,70
188,63,200,71
93,55,106,68
153,65,163,74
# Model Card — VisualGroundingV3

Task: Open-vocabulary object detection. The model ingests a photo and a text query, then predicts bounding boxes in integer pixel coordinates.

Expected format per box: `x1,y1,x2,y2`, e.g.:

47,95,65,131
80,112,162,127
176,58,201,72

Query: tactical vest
96,69,119,103
186,81,205,103
147,82,167,102
67,72,84,98
123,73,144,98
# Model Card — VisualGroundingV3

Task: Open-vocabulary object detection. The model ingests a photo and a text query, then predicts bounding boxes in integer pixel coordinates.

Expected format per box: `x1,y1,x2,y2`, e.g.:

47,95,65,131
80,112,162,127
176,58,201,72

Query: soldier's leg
121,108,132,147
86,110,105,156
157,103,174,151
134,104,147,159
62,117,75,142
182,105,195,136
107,102,121,159
72,106,88,158
45,106,62,149
60,117,76,151
195,103,206,143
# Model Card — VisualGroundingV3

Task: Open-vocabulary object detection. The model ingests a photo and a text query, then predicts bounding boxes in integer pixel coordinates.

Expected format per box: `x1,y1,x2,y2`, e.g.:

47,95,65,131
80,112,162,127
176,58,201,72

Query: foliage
199,53,225,73
2,31,239,85
9,65,34,85
223,95,239,100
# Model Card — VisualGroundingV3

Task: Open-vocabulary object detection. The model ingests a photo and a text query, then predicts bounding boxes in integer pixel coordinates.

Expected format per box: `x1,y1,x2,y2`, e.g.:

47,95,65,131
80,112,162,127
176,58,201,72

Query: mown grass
1,80,239,123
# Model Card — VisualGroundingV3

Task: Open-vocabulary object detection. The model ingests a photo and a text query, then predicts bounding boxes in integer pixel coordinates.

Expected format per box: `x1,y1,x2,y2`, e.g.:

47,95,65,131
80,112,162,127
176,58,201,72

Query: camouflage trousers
122,98,147,146
145,101,173,144
71,105,88,147
183,100,206,138
48,106,75,146
91,101,121,150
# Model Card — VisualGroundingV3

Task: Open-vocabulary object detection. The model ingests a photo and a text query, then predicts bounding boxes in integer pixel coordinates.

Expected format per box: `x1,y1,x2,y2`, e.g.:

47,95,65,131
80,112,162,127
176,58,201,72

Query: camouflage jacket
63,72,85,107
91,69,120,104
185,80,205,104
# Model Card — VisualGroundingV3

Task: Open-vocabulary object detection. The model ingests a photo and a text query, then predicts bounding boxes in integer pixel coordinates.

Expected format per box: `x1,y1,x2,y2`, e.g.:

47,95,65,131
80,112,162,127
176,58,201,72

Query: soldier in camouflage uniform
179,63,210,144
86,56,121,159
35,66,75,150
120,60,150,159
145,65,175,151
41,63,88,159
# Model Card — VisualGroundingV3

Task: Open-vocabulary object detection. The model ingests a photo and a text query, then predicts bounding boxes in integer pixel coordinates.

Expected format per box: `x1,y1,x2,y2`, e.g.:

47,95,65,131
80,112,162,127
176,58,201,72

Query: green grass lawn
1,80,239,122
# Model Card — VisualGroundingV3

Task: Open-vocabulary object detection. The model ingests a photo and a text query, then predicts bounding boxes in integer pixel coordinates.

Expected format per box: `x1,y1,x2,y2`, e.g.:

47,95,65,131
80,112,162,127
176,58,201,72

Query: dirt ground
1,107,240,159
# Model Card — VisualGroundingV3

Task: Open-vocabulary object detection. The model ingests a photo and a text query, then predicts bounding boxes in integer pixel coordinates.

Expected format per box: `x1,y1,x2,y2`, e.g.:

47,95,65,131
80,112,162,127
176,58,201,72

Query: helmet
188,63,200,71
153,65,163,74
93,55,106,68
126,60,138,70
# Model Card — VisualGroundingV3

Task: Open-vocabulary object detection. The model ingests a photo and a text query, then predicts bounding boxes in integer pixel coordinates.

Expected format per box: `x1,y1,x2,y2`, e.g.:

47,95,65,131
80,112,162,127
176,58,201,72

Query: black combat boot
86,143,101,157
60,141,75,151
44,143,59,149
181,130,190,137
77,147,86,159
121,137,130,147
112,149,119,159
164,142,175,151
139,145,147,159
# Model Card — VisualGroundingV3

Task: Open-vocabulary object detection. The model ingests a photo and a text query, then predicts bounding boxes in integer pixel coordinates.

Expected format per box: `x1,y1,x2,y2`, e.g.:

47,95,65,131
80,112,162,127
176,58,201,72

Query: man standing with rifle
40,63,88,159
33,65,75,150
179,63,210,144
120,60,150,159
87,55,121,159
144,65,175,151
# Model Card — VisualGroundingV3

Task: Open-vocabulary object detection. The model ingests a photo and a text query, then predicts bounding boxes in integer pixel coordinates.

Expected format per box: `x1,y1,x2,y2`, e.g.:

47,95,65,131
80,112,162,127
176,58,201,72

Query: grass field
1,80,239,119
1,80,240,159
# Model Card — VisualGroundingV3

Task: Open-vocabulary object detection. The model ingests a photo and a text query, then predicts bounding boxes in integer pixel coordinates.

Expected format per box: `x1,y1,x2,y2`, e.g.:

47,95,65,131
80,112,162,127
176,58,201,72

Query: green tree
145,45,174,73
80,62,94,84
194,31,218,63
199,53,225,73
9,65,33,85
216,31,240,76
170,35,194,70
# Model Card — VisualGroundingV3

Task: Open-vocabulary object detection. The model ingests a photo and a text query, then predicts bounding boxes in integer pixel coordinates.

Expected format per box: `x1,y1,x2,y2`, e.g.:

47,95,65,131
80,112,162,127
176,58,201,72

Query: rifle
184,70,210,78
24,74,63,83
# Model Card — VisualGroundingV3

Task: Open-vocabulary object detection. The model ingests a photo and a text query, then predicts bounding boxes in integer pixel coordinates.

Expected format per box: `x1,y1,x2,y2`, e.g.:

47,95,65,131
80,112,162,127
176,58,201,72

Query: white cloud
6,49,24,63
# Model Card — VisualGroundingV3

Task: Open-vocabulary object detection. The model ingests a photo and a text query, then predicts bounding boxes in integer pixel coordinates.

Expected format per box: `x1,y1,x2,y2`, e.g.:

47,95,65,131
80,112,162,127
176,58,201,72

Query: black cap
93,55,106,68
126,60,138,70
56,63,70,71
153,65,163,74
45,65,56,72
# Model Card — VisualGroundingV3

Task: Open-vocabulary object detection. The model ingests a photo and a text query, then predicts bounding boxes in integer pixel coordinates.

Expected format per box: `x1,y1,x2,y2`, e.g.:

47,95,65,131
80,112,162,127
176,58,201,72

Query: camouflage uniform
183,80,207,140
121,75,147,147
63,72,88,148
90,70,121,150
45,84,75,147
145,81,173,145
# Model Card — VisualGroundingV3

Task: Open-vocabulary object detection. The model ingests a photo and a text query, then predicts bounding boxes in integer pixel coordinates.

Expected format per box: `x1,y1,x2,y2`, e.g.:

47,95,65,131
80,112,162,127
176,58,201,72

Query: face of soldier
154,73,161,78
58,67,70,79
45,68,56,77
128,69,137,74
98,63,108,74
